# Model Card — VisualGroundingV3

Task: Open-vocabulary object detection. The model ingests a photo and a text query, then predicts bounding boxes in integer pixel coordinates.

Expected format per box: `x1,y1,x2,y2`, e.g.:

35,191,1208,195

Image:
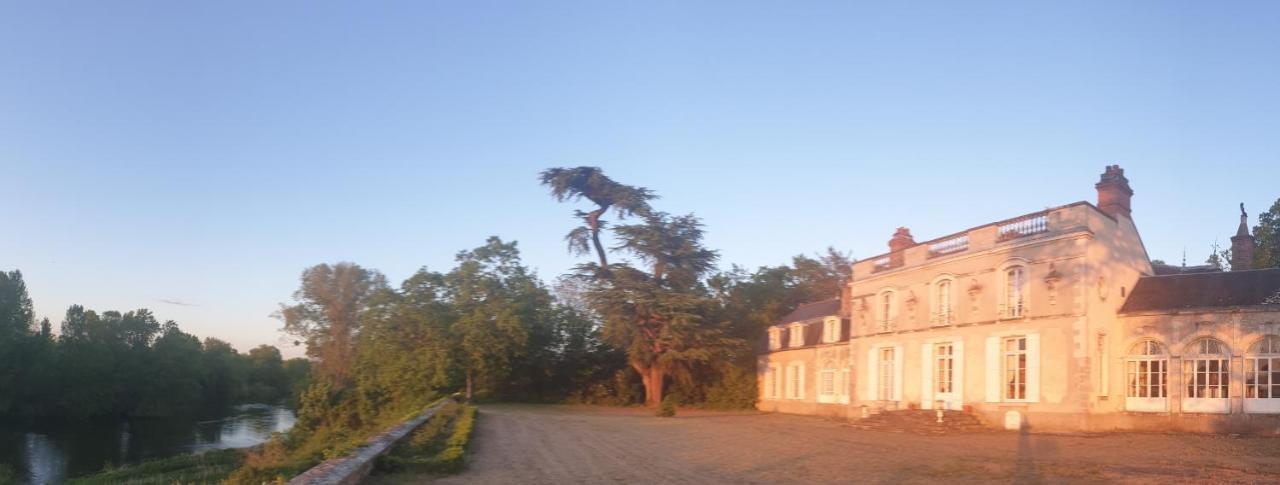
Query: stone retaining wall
288,398,454,485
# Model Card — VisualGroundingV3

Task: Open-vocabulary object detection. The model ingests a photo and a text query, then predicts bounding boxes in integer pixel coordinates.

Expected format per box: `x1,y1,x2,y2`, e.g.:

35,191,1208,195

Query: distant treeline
0,270,309,421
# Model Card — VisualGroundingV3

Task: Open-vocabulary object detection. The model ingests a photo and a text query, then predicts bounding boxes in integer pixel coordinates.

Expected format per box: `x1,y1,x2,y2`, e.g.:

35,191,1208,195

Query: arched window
876,289,896,332
1246,336,1280,412
931,276,955,325
1184,337,1230,401
1125,340,1167,411
999,263,1029,318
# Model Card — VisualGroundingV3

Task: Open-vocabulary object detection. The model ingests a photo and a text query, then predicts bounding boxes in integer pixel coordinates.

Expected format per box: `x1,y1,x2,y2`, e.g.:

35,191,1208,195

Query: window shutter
953,341,965,406
921,342,934,408
867,346,878,401
785,365,794,399
1026,333,1041,403
986,336,1000,402
799,363,806,400
893,346,904,402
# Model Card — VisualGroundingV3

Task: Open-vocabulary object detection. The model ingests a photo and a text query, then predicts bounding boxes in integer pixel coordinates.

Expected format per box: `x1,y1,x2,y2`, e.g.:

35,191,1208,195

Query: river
0,403,296,484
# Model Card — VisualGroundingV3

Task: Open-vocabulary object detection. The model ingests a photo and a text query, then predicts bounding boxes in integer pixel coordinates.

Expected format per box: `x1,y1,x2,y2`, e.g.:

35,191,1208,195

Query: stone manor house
757,166,1280,432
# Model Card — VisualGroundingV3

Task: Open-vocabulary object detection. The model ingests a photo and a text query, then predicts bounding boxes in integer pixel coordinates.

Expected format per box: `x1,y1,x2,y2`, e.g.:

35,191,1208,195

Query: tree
444,237,550,400
539,167,656,270
278,263,388,384
1255,198,1280,269
0,270,33,415
581,212,732,407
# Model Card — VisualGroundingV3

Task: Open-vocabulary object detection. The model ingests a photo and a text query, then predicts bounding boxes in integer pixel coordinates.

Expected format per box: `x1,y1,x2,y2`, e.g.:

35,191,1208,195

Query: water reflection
1,403,295,484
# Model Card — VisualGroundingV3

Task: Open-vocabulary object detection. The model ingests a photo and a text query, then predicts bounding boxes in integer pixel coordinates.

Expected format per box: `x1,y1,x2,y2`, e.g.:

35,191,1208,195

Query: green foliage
1255,198,1280,269
278,262,388,384
656,393,677,417
702,364,758,410
376,403,478,475
0,269,309,422
65,448,245,485
0,463,15,485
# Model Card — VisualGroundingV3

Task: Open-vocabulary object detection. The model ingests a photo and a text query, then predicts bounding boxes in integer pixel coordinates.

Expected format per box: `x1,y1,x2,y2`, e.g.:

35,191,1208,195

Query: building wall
758,343,853,418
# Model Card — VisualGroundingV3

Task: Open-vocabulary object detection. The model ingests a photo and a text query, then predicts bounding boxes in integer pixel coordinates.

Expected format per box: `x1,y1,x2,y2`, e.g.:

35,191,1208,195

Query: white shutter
985,336,1000,402
867,346,879,401
799,363,807,400
785,365,794,399
953,341,965,406
893,346,904,402
921,342,934,408
1026,333,1041,403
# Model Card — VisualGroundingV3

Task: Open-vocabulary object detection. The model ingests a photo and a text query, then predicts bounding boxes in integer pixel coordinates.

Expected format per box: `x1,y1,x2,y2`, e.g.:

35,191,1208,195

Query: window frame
823,317,840,344
932,276,955,326
876,289,897,332
1002,336,1028,401
1124,339,1168,412
788,323,805,348
1182,337,1231,413
1246,335,1280,413
997,261,1030,319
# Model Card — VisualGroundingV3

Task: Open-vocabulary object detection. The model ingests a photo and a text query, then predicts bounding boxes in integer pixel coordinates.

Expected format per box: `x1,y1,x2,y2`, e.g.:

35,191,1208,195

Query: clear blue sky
2,1,1277,357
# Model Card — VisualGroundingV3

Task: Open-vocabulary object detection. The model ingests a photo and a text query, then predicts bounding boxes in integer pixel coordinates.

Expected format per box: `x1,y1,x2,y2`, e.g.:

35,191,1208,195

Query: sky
2,1,1278,357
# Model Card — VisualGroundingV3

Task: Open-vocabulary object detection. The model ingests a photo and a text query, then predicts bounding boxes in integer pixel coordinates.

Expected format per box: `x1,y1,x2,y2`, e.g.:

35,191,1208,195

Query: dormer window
768,328,781,350
789,324,805,347
823,317,840,343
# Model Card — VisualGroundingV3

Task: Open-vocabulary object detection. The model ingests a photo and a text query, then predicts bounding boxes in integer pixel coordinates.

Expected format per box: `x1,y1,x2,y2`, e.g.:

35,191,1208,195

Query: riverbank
64,448,245,485
0,403,295,483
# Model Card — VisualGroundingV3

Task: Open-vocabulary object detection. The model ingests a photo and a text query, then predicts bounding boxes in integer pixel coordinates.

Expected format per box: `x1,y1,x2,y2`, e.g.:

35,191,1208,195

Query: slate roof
1120,268,1280,314
778,298,841,324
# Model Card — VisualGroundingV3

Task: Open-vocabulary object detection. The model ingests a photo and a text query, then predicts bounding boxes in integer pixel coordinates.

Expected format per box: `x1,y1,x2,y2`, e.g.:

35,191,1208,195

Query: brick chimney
888,227,914,267
1095,165,1134,218
1231,203,1255,271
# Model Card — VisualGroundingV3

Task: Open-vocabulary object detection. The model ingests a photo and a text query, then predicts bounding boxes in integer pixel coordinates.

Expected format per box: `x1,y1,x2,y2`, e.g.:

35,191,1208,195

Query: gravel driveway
385,404,1280,484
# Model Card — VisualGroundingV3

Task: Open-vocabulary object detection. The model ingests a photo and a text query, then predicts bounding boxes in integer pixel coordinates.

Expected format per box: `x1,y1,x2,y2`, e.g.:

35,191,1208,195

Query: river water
0,403,296,484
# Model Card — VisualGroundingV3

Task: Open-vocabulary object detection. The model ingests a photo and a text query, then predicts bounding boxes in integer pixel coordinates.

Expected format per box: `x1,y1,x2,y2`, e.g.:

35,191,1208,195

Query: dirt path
378,404,1280,484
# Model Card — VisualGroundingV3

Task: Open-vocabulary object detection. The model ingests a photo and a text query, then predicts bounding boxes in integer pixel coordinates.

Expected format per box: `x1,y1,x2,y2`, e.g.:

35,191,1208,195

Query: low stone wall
288,398,454,485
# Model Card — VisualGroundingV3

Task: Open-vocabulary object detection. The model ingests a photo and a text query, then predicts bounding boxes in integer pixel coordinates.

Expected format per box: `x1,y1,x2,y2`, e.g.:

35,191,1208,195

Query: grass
373,402,478,476
63,448,245,485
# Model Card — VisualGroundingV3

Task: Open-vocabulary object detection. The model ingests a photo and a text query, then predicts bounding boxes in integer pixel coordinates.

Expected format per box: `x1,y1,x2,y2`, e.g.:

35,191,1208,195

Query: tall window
768,328,781,350
935,343,954,394
789,324,804,347
935,279,953,325
1004,266,1026,318
1126,340,1167,398
1003,336,1027,400
786,363,805,399
1185,338,1229,399
879,347,895,400
877,290,895,332
1247,335,1280,399
820,368,836,397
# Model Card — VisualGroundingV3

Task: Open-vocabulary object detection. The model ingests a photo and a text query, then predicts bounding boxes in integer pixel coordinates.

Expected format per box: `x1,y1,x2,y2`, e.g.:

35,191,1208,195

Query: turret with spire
1231,203,1256,271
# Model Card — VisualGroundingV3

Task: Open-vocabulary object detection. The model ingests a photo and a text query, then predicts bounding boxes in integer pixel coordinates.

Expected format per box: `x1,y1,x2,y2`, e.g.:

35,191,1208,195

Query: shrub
656,393,677,417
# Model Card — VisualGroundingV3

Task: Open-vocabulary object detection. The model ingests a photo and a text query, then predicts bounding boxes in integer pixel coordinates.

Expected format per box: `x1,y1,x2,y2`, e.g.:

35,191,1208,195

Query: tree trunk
633,361,666,407
588,209,609,269
465,367,474,401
